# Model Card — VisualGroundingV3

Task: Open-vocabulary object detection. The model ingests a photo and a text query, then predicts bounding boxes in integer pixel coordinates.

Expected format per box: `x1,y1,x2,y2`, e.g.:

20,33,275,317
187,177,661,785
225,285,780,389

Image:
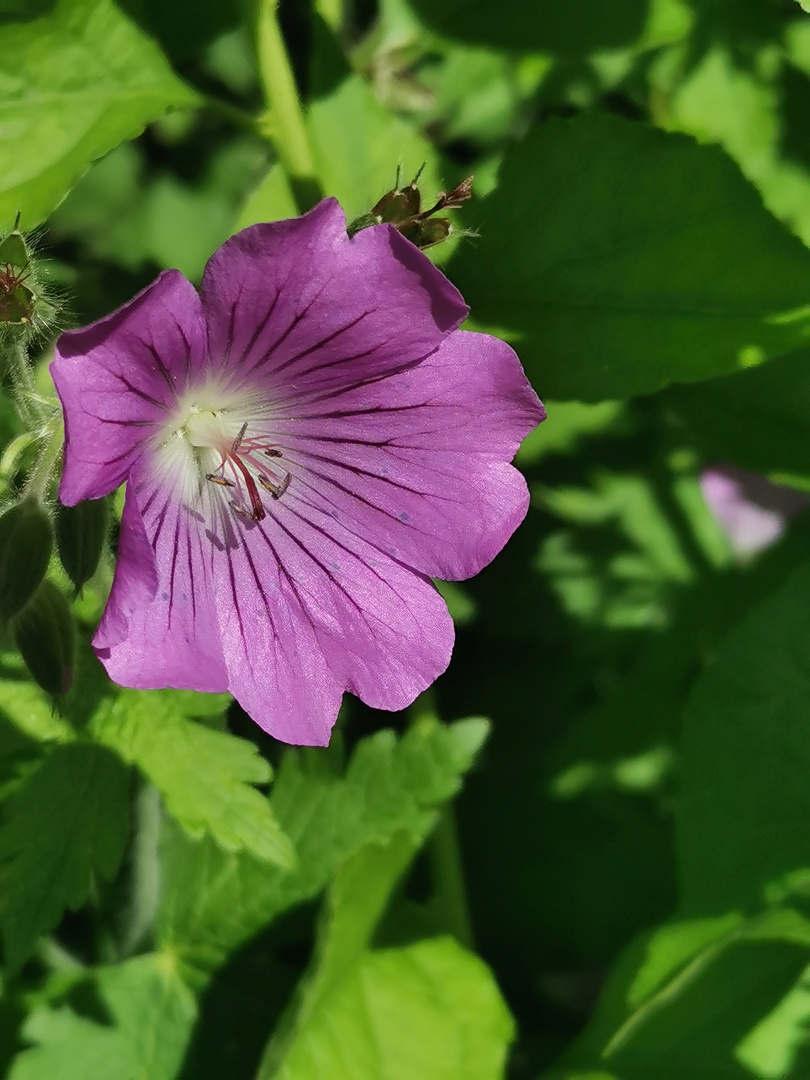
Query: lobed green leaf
91,688,294,870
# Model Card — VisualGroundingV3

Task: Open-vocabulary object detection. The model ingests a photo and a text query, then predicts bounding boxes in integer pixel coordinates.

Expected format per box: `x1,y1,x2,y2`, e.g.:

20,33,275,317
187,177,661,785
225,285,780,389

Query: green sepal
0,499,52,623
0,282,35,325
56,497,108,595
13,579,76,699
0,229,29,270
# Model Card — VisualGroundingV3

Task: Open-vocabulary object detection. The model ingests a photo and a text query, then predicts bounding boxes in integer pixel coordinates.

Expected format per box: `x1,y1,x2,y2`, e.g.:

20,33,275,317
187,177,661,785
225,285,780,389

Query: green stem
410,690,475,950
254,0,322,212
202,94,266,137
23,414,63,503
429,804,475,950
3,331,42,429
37,937,86,973
121,781,163,956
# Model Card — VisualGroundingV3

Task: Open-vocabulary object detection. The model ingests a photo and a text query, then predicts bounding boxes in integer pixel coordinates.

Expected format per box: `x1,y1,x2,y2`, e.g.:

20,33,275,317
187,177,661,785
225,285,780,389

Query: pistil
205,421,291,522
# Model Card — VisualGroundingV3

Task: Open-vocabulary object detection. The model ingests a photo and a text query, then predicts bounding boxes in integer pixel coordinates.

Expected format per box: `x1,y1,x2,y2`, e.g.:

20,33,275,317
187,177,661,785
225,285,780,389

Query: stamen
232,421,248,455
206,474,235,487
258,473,291,499
181,410,290,522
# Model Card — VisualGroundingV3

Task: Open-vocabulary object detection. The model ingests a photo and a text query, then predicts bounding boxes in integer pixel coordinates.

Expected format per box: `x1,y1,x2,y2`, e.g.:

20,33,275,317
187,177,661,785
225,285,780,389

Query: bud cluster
0,216,102,704
0,215,60,340
348,167,474,249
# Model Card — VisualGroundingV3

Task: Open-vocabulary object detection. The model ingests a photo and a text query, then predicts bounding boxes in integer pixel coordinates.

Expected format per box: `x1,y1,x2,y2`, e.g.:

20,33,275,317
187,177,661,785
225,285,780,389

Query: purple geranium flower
51,200,543,745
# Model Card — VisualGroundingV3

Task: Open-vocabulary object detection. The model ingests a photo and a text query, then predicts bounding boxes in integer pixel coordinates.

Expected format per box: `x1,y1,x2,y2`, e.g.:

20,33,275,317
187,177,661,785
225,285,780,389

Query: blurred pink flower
700,465,810,556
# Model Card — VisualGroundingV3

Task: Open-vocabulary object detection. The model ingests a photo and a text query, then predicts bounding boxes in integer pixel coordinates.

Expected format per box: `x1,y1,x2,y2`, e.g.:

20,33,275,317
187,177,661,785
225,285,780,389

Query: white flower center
153,385,290,522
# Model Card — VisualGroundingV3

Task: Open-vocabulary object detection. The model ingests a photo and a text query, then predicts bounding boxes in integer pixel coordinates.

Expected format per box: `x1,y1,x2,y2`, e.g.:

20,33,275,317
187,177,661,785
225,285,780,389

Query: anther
232,422,248,454
206,474,235,487
258,473,291,499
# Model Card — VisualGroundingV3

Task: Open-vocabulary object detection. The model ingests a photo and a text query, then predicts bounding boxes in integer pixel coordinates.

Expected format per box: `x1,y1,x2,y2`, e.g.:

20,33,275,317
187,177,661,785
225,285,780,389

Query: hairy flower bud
56,497,108,595
13,579,76,698
0,221,36,327
0,499,53,623
0,217,60,336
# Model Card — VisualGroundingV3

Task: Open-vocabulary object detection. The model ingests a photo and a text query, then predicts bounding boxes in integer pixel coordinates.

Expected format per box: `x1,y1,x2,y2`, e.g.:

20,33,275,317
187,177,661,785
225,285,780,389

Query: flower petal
93,469,229,693
272,331,544,580
200,199,468,399
52,270,206,504
211,497,454,746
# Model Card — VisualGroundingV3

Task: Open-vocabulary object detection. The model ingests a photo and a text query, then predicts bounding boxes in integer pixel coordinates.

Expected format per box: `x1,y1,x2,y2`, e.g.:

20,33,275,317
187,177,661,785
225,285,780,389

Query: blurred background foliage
5,0,810,1077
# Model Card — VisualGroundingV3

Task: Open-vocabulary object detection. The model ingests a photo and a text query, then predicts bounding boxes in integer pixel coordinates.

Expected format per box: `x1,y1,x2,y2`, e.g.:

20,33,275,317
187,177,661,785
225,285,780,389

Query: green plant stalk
2,331,42,430
255,0,322,212
411,690,475,950
121,781,163,957
429,804,475,950
23,414,63,503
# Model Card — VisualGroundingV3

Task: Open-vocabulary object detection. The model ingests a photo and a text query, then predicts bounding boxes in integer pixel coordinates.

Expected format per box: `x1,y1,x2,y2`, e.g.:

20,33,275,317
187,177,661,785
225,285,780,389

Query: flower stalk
255,0,322,213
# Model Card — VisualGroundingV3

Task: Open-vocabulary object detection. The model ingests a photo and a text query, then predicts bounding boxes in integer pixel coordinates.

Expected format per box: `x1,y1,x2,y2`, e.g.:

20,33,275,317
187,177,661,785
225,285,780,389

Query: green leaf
555,910,810,1078
0,0,198,227
157,718,488,971
307,21,448,228
449,113,810,401
264,936,513,1080
8,953,196,1080
678,562,810,914
0,742,129,969
0,665,74,743
258,831,422,1075
236,162,298,230
662,347,810,485
406,0,647,54
91,689,294,869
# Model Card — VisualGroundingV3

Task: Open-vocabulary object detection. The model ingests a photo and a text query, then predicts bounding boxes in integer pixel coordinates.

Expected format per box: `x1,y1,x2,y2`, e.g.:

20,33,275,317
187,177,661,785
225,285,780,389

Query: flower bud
13,579,76,698
347,168,473,250
56,497,108,595
0,499,53,623
0,222,36,327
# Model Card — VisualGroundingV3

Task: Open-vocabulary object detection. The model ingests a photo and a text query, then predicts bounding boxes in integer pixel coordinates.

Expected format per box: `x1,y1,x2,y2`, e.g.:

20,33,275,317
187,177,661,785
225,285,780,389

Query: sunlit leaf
91,689,294,869
0,0,198,226
157,718,488,972
265,937,514,1080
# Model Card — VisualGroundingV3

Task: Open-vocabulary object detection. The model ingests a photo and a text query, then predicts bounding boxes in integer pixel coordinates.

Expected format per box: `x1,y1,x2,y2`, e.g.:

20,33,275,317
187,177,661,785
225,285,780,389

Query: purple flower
52,200,543,745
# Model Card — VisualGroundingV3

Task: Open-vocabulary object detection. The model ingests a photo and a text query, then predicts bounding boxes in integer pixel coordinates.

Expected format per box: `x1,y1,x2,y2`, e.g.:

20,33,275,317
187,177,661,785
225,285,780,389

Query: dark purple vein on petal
167,511,183,630
270,311,372,378
222,277,246,370
241,280,330,379
142,340,178,398
270,506,420,633
112,373,166,410
237,288,282,370
289,467,441,541
186,523,198,625
280,354,436,410
291,447,457,502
